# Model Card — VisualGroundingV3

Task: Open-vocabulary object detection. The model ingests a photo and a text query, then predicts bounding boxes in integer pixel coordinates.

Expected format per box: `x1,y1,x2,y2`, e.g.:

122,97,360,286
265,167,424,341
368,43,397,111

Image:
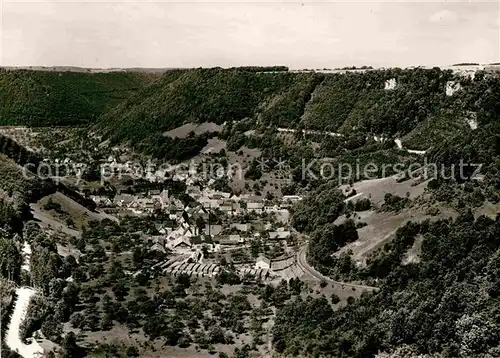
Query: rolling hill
0,69,160,126
89,67,500,174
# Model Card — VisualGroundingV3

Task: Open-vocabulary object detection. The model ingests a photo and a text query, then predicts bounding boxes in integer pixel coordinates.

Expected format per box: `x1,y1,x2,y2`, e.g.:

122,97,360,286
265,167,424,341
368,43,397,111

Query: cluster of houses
91,189,181,215
88,162,304,267
147,209,295,255
124,187,301,254
91,185,301,216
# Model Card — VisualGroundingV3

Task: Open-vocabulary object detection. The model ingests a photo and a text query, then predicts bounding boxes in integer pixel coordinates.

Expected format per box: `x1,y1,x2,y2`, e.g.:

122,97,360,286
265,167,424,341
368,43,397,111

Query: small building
232,202,242,215
269,231,291,240
220,204,233,214
247,202,264,213
231,223,251,232
113,194,138,207
216,234,244,246
173,199,185,212
90,195,113,207
154,222,175,235
282,195,302,203
228,234,242,242
150,236,166,246
230,194,241,202
159,189,169,203
179,222,197,237
195,206,210,220
199,197,219,209
150,242,166,254
255,256,271,270
213,191,231,199
169,237,193,250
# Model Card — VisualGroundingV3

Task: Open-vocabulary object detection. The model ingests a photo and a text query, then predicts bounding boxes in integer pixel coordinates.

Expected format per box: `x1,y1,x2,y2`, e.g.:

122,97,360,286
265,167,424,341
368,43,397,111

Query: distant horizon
1,1,498,69
1,62,498,72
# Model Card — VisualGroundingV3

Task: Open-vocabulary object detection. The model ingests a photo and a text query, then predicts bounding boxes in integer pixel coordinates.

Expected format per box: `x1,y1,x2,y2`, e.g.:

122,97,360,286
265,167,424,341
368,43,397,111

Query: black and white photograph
0,1,499,357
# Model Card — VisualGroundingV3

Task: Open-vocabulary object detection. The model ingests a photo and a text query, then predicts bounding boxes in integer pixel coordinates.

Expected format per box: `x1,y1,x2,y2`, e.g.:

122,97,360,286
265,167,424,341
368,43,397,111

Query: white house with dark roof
255,255,271,270
169,237,193,250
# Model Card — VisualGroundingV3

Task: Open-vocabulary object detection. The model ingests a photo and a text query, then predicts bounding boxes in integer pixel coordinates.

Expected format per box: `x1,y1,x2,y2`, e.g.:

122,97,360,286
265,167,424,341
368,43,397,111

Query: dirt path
50,191,118,223
20,242,32,272
5,287,44,358
395,138,426,155
277,127,343,137
344,192,364,203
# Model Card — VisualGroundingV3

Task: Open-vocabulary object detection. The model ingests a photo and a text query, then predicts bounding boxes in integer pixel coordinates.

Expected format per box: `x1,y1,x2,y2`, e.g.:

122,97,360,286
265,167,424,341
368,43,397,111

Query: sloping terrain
0,155,47,197
97,69,320,148
31,191,117,235
91,67,500,169
0,69,159,126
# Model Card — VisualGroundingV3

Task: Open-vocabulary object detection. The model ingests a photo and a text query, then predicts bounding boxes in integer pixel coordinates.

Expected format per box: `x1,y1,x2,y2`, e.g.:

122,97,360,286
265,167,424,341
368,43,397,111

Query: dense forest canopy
274,214,500,358
1,67,498,166
0,69,159,126
97,68,314,145
92,67,500,164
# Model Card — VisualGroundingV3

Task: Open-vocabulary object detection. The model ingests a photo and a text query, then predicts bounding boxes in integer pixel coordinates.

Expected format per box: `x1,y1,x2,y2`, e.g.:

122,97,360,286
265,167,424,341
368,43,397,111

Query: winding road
278,128,426,155
277,127,343,137
4,242,45,358
5,287,44,358
291,199,377,292
296,244,378,292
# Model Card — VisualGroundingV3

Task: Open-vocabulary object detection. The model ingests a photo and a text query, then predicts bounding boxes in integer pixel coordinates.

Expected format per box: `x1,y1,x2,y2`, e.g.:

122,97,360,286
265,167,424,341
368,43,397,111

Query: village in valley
87,156,303,282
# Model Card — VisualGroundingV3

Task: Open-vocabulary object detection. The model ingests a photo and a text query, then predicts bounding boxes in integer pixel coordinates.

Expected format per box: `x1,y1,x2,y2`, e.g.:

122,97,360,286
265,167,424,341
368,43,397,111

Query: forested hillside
0,69,159,126
0,156,38,233
274,214,500,358
92,67,500,164
1,67,498,166
0,155,48,202
97,68,322,152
